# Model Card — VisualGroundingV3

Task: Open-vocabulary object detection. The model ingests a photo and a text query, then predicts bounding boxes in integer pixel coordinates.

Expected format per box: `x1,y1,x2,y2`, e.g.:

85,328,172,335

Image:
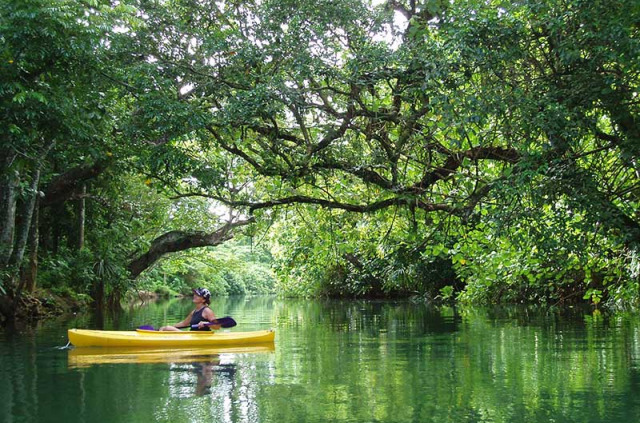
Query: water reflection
67,345,274,367
168,360,239,398
193,361,215,396
4,299,640,423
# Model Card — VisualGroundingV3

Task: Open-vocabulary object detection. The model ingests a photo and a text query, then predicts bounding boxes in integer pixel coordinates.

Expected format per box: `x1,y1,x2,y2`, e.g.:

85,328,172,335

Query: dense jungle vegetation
1,0,639,321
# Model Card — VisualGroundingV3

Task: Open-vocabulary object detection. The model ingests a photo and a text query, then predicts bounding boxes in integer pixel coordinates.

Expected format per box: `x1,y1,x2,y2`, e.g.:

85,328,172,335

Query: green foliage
438,285,455,303
136,238,275,297
153,285,176,299
268,205,459,298
2,0,639,312
48,285,92,305
38,247,122,302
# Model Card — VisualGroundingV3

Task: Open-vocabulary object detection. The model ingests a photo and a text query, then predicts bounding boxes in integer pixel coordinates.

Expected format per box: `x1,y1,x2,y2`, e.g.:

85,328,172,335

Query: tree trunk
77,183,86,250
128,218,254,279
9,169,46,310
4,142,53,273
51,204,63,255
0,153,19,267
10,168,41,268
23,196,40,294
93,278,104,309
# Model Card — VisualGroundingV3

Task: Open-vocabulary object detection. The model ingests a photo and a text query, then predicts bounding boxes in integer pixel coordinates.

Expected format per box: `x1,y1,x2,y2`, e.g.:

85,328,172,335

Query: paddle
138,316,237,331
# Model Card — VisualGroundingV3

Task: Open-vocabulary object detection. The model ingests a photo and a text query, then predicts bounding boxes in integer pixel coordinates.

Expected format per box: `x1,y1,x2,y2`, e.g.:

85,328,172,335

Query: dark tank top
190,307,212,331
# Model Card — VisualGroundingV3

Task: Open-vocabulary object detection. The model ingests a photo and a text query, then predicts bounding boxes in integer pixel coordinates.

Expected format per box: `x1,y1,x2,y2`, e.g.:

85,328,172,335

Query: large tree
0,0,122,312
2,0,638,312
109,0,638,301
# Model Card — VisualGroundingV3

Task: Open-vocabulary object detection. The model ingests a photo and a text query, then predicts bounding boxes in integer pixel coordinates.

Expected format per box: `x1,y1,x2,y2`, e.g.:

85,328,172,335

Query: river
1,296,640,423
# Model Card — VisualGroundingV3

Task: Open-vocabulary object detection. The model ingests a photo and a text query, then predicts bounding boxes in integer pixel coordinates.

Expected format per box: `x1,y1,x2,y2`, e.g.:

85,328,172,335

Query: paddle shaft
191,316,237,329
138,316,237,331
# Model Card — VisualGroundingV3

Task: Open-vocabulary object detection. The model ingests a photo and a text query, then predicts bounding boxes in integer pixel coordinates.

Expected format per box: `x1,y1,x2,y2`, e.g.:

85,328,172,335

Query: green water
2,297,640,423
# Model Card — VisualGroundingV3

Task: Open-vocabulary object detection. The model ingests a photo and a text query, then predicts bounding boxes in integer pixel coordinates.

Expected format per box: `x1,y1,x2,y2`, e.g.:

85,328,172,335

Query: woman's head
192,287,211,304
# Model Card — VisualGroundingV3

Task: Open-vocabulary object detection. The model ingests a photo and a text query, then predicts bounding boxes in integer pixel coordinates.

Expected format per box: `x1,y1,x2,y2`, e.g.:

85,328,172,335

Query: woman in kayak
160,288,220,331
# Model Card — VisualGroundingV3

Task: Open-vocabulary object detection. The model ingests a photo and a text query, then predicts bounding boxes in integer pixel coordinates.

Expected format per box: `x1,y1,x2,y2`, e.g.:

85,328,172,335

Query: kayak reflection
67,344,275,368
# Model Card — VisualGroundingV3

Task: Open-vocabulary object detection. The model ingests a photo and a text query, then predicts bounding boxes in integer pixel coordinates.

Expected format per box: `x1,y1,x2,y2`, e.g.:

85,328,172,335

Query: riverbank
0,289,92,326
1,288,191,326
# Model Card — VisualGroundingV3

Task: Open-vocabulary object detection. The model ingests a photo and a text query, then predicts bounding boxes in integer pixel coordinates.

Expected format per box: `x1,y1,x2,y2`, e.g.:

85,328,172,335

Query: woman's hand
197,321,221,329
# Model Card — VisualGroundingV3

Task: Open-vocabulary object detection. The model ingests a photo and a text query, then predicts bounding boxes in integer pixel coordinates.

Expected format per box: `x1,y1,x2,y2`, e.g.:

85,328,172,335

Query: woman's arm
160,310,194,331
196,307,220,329
202,307,216,321
174,311,195,328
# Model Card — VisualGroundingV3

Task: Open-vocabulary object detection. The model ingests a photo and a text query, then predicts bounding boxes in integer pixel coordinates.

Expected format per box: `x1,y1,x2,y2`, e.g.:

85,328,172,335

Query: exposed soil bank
0,289,91,326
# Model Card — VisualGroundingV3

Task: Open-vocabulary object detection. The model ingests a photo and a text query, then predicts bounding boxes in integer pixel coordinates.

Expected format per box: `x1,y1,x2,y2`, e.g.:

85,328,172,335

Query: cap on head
193,287,211,303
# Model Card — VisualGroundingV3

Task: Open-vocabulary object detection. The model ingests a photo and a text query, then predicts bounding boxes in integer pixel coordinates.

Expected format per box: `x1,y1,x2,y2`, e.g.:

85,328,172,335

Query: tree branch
127,217,255,279
243,195,455,214
412,146,520,192
41,160,110,207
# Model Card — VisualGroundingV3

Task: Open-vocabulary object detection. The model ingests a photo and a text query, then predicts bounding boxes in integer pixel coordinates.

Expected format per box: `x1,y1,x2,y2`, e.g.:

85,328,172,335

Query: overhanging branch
41,160,110,207
244,195,456,214
127,217,254,279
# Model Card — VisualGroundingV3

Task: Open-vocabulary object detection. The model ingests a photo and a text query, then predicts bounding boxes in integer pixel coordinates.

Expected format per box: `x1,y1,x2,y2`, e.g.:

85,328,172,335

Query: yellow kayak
68,328,275,348
68,345,275,367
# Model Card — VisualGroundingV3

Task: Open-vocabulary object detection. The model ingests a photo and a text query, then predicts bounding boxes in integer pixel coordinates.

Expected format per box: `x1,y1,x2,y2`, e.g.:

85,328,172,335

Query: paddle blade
216,316,237,328
137,325,156,331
